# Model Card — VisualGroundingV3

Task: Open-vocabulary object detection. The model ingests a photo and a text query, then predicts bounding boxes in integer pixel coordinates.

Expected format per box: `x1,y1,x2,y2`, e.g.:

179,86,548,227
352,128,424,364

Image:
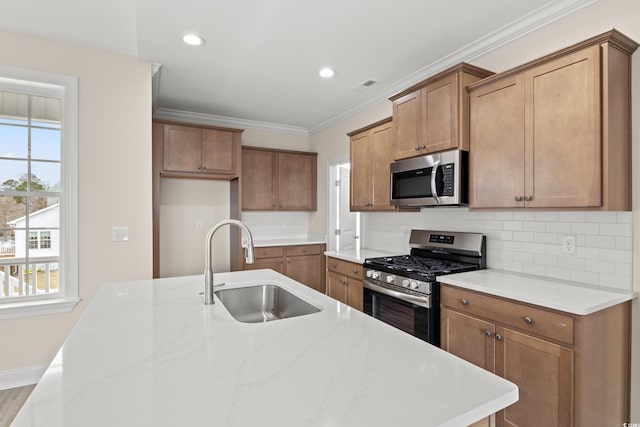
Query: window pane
0,194,27,226
0,124,28,158
29,198,59,227
31,128,61,161
0,159,28,190
40,231,51,249
31,161,60,191
0,91,29,125
28,231,38,249
31,96,61,127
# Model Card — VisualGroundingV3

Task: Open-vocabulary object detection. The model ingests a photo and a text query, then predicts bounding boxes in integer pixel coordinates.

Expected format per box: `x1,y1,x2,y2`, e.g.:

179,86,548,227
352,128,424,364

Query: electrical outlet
561,235,576,255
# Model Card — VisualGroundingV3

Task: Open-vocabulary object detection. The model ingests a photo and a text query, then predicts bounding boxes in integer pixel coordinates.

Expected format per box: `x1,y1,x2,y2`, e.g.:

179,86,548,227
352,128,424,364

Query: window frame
0,66,78,320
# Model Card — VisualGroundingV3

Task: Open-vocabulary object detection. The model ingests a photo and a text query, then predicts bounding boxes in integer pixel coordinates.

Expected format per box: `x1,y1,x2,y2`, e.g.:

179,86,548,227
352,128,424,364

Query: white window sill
0,298,80,320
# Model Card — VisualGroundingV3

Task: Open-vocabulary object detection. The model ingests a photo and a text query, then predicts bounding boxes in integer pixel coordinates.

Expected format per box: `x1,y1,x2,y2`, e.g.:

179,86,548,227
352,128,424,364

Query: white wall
0,30,152,372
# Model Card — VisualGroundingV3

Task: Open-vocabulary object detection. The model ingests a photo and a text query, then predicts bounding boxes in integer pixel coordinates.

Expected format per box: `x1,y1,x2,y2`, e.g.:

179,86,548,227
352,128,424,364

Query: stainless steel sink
215,284,321,323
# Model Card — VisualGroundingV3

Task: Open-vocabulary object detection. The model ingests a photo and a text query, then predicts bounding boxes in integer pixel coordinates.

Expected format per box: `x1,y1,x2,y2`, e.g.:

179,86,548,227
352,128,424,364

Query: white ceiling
0,0,597,132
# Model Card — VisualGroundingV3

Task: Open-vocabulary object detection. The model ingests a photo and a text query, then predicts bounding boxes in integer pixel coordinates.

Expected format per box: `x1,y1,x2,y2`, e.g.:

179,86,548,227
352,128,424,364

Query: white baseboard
0,364,47,390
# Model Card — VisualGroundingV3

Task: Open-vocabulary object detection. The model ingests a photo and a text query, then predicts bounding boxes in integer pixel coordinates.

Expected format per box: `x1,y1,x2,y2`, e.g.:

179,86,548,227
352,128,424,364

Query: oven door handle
430,160,441,205
364,280,431,309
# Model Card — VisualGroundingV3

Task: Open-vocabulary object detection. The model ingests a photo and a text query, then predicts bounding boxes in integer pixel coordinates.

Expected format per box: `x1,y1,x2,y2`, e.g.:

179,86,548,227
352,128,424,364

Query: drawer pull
495,334,503,341
341,279,348,285
485,330,492,337
332,263,337,268
461,298,468,305
353,269,358,274
524,316,533,324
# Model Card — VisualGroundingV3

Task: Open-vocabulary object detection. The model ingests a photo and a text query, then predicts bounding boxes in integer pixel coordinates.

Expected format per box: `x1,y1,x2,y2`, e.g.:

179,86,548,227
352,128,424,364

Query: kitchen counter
253,237,325,247
438,269,636,315
13,270,517,427
324,248,399,264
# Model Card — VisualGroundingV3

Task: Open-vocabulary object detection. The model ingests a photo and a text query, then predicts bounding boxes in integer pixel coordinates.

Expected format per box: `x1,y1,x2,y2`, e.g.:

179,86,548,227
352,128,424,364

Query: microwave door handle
430,160,441,204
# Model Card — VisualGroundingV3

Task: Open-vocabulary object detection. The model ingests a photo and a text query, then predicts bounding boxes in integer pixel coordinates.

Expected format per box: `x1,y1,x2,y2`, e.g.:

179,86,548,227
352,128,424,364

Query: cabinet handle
514,195,522,202
524,195,533,201
415,146,421,150
341,279,348,285
420,144,426,149
332,263,337,268
197,165,202,170
524,316,533,324
460,298,468,305
353,269,358,274
485,330,492,337
495,334,503,341
202,166,207,171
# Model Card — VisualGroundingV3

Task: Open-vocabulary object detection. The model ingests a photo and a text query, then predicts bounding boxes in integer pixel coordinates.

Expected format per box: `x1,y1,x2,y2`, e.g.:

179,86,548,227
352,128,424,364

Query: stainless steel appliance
363,229,485,346
390,149,468,207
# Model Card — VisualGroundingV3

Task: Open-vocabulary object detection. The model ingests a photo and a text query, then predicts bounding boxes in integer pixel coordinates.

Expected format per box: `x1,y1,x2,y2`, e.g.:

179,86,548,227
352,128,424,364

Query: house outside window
0,67,78,319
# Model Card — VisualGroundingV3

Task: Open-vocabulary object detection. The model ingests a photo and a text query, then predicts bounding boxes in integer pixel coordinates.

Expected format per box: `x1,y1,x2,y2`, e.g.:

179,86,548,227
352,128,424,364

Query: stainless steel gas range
362,229,486,346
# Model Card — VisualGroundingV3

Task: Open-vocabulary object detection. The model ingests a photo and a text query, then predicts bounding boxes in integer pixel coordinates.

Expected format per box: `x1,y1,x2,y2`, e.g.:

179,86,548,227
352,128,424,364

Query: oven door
363,280,439,346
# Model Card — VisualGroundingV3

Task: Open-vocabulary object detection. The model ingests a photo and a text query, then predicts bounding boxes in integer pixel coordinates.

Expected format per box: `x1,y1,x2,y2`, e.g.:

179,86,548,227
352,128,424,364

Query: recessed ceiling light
319,67,335,78
182,33,205,46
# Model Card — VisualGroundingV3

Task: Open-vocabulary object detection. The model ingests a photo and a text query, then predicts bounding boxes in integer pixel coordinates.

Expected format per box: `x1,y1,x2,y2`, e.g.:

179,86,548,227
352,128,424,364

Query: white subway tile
546,222,571,234
503,241,524,251
534,233,559,244
583,235,616,248
513,251,534,263
576,246,600,259
616,237,632,250
499,261,524,273
513,231,534,242
559,212,586,222
617,212,632,223
513,211,535,221
533,253,558,267
598,274,631,290
534,212,559,221
503,221,523,231
524,221,546,232
476,212,495,220
585,212,618,223
558,256,585,270
599,223,631,236
615,263,631,277
484,220,505,230
523,242,546,254
600,248,631,263
571,222,600,235
571,270,600,285
523,264,546,276
494,212,514,220
545,244,561,256
583,259,615,274
545,267,572,281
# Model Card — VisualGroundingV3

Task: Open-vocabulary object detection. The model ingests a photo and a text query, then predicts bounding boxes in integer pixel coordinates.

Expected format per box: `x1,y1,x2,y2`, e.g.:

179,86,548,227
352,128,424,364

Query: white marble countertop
253,237,326,247
438,269,636,315
324,248,400,264
13,270,517,427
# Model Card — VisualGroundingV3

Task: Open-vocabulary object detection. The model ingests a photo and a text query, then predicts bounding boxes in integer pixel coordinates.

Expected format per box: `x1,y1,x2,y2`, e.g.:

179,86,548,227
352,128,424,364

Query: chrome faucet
204,219,255,305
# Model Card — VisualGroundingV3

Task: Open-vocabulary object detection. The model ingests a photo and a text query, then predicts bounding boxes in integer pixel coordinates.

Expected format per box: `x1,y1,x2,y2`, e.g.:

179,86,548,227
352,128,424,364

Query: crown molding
153,108,309,136
308,0,599,135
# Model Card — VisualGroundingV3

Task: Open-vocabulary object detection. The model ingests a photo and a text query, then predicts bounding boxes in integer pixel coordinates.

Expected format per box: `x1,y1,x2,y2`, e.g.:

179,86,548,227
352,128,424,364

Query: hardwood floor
0,384,35,427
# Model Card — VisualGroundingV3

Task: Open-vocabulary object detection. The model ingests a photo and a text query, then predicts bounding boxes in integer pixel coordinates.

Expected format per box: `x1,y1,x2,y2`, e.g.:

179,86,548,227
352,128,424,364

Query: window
0,66,78,319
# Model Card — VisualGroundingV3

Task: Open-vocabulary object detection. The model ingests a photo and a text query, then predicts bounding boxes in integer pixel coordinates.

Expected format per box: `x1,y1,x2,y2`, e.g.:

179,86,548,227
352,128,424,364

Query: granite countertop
13,270,517,427
438,269,636,315
324,248,399,264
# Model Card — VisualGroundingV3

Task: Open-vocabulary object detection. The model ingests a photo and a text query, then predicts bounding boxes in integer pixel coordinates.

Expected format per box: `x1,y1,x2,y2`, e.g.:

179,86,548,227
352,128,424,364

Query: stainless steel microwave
390,150,468,207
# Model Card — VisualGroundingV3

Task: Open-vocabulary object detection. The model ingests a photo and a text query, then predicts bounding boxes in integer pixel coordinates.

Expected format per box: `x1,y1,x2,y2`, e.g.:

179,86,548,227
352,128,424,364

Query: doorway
328,161,360,252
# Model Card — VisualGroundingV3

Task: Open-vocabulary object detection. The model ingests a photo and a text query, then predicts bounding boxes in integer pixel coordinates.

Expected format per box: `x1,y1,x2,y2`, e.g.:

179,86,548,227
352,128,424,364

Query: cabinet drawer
254,247,284,259
285,244,324,257
441,285,574,345
327,257,362,280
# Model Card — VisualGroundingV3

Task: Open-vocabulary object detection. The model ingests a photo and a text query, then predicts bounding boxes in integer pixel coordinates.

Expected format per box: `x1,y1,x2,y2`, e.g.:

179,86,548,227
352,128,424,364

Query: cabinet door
495,327,573,427
423,74,458,153
277,152,316,210
201,129,237,175
326,271,348,305
347,278,363,311
469,74,525,208
243,258,284,274
524,45,601,208
440,308,495,371
370,122,395,210
163,124,201,172
242,149,277,210
350,131,372,211
393,90,424,159
286,254,324,293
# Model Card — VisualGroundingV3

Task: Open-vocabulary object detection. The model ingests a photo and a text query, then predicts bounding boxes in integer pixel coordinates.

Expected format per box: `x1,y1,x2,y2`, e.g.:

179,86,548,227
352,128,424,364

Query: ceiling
0,0,597,133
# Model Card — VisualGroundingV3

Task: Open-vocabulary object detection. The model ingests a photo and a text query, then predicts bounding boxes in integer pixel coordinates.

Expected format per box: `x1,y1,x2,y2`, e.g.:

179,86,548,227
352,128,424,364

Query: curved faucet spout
204,219,255,305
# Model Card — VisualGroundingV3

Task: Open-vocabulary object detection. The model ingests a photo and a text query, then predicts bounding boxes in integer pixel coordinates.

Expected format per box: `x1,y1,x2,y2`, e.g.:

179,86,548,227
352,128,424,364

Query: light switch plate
112,226,129,242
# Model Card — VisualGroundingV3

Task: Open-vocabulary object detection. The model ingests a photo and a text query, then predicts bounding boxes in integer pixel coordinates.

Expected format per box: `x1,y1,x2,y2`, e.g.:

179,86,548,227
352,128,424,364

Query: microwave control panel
442,164,455,196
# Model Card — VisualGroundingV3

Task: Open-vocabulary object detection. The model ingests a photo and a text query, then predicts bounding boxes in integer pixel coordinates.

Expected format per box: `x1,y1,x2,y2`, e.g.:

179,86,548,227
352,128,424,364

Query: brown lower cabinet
440,284,630,427
243,244,325,293
326,257,363,311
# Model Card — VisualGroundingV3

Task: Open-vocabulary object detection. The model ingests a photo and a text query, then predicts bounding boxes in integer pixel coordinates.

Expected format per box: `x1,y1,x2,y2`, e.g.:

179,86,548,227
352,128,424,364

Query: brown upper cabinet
468,30,638,210
390,63,494,160
242,147,317,211
348,117,395,211
159,122,241,178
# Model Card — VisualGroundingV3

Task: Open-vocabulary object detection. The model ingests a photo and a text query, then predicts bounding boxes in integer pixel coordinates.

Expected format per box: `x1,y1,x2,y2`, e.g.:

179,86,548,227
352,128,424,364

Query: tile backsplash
242,211,311,241
363,209,632,291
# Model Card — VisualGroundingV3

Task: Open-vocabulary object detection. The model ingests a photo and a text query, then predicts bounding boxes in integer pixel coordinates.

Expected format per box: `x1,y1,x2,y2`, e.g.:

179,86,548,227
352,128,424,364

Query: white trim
154,108,309,136
0,364,48,390
0,298,79,320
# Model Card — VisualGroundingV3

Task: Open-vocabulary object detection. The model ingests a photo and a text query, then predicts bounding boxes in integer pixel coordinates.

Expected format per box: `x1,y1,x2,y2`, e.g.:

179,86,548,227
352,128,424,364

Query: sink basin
215,284,321,323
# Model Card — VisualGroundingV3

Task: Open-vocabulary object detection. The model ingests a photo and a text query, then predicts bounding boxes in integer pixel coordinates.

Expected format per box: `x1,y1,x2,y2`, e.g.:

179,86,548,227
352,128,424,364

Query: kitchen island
12,270,517,427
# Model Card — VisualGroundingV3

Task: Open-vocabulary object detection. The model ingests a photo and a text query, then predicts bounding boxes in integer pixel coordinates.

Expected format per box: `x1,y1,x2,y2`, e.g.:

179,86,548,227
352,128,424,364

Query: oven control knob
366,270,373,278
371,271,380,280
410,280,419,289
402,279,410,288
386,275,395,284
